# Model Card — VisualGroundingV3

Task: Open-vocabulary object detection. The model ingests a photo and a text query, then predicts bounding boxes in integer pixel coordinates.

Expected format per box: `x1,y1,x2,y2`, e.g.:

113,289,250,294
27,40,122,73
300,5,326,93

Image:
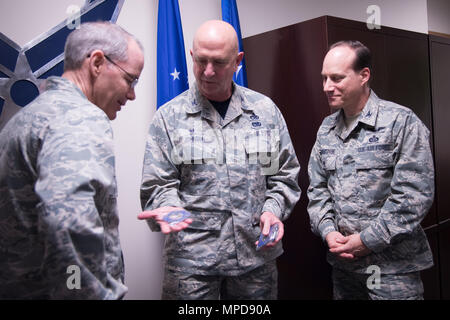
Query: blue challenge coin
163,210,191,225
256,224,279,251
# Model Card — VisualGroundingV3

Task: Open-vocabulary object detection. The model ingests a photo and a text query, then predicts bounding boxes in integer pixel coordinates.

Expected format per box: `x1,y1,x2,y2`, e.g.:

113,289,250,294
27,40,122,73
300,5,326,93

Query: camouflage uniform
161,259,278,299
0,77,127,299
307,91,434,299
140,82,300,298
332,267,424,300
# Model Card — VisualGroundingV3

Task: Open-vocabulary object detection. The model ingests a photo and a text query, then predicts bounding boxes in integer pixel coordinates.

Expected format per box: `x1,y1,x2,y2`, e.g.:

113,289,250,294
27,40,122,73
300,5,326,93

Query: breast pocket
244,129,280,176
176,135,219,196
320,154,337,192
322,154,336,172
355,151,394,201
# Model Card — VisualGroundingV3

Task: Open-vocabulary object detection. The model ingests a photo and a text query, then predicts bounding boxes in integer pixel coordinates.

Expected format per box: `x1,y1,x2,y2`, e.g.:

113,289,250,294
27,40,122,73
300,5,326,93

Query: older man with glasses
0,21,144,299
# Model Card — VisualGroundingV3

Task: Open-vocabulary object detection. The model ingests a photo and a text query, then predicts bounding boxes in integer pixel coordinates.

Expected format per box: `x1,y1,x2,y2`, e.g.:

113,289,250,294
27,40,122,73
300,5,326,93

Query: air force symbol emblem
0,0,124,130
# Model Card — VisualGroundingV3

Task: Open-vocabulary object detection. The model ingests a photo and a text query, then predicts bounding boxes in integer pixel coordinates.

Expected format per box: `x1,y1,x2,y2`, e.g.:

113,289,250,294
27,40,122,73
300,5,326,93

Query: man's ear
235,51,244,69
360,67,371,86
87,50,105,77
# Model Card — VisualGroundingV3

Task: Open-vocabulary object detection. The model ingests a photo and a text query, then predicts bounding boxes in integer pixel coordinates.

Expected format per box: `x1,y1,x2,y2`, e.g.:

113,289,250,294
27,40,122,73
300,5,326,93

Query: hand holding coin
138,206,192,234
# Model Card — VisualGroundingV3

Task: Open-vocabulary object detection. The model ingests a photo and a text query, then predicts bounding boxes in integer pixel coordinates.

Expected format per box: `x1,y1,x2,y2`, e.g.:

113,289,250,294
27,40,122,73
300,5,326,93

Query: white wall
236,0,429,37
0,0,85,47
0,0,442,300
113,1,161,300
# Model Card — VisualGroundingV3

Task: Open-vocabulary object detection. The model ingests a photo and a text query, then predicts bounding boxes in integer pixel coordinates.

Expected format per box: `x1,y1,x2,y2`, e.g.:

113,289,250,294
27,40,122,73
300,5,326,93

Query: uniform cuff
319,219,336,242
360,226,387,253
262,198,282,219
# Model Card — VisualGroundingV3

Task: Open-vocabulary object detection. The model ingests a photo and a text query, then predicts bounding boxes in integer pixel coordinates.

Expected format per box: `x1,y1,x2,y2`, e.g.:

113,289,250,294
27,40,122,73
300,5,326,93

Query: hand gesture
138,206,192,234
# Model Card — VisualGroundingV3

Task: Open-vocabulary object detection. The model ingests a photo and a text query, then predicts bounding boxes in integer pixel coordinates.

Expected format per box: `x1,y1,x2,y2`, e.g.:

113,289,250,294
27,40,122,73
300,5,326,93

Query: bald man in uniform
140,20,301,300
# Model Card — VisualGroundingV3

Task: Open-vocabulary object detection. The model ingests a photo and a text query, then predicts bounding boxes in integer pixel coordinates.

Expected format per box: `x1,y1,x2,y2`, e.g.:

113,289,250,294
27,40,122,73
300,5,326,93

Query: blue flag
157,0,189,108
222,0,248,87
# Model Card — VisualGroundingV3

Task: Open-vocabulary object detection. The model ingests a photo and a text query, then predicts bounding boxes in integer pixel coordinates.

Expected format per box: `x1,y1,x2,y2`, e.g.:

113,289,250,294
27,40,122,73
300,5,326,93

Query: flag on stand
157,0,189,108
221,0,248,87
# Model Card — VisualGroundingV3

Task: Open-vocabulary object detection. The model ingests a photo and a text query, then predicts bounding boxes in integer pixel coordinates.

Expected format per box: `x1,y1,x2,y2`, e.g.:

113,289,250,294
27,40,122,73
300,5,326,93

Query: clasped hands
325,231,371,260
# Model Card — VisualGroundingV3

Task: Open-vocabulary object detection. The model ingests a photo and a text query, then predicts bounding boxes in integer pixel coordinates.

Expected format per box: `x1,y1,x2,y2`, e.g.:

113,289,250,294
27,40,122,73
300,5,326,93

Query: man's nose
323,78,334,92
204,62,215,77
127,87,136,101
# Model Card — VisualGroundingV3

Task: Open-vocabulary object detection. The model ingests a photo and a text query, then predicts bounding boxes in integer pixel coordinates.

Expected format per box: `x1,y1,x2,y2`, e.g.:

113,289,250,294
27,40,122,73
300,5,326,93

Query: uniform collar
46,76,88,100
358,90,379,128
184,82,253,126
332,90,380,138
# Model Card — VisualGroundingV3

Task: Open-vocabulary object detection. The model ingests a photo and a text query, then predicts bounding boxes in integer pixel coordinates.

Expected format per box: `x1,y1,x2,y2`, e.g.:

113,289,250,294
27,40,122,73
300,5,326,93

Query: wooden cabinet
243,15,446,299
429,35,450,299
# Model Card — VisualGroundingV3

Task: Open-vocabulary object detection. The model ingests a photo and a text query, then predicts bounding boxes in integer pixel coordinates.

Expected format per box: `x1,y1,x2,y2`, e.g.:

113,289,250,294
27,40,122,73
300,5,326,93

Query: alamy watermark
366,265,381,290
66,5,81,30
66,265,81,290
367,5,381,30
170,127,280,175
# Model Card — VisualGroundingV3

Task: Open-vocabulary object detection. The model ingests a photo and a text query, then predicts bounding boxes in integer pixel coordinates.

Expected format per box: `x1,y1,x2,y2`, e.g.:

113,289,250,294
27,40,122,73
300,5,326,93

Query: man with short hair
0,22,144,299
307,40,435,299
140,20,301,300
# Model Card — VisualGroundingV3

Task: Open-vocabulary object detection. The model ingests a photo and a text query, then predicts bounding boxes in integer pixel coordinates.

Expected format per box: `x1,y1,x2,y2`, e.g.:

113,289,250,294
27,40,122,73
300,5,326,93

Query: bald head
190,20,244,101
193,20,239,55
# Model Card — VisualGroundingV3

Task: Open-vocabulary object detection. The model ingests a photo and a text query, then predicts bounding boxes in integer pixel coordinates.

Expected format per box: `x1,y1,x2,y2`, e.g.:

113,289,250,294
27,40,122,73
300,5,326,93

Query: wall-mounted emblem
0,0,124,130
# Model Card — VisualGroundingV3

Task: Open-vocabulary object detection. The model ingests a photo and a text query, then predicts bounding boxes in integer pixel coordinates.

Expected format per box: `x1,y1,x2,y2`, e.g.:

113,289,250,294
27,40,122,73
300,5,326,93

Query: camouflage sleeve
360,114,435,252
262,106,301,221
307,140,337,241
34,119,124,299
140,111,183,231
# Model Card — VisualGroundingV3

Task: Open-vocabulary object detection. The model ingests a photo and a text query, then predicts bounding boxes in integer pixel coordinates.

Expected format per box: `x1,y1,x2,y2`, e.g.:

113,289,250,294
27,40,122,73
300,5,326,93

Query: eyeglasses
104,55,139,89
